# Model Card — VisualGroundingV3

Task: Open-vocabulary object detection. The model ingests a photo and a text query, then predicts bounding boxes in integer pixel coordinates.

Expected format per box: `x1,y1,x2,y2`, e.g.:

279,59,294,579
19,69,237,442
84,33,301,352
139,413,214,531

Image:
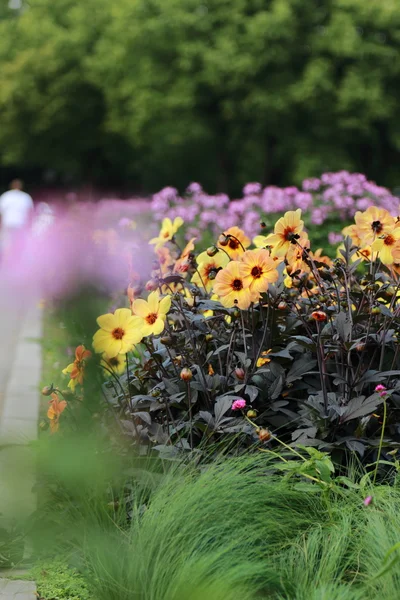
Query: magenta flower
363,495,373,506
375,384,388,397
231,399,246,411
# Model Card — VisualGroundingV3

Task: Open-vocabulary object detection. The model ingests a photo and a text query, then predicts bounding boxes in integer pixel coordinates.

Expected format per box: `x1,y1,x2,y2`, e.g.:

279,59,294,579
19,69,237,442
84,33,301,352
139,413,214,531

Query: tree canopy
1,0,400,193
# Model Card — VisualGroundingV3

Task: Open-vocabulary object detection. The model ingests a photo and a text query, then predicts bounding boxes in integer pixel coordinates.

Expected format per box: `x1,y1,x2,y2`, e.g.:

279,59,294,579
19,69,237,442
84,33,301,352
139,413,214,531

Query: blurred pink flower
375,384,388,397
232,399,246,411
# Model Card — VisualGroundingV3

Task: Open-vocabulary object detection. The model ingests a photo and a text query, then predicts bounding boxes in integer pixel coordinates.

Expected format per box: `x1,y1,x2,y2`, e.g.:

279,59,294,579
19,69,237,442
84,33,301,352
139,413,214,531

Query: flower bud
41,385,54,397
235,367,245,380
257,428,271,442
205,334,213,342
207,268,218,281
218,234,229,247
311,310,327,322
277,301,287,310
247,409,257,419
180,367,193,381
160,336,174,346
232,308,241,319
207,246,219,257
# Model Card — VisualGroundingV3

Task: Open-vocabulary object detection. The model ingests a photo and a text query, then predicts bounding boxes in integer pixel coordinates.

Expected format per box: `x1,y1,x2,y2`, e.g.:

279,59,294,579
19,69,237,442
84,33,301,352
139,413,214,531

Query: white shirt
0,189,34,228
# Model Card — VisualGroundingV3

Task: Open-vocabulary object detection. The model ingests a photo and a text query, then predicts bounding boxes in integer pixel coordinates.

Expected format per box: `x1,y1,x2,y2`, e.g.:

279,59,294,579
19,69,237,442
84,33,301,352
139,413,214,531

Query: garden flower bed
32,173,400,599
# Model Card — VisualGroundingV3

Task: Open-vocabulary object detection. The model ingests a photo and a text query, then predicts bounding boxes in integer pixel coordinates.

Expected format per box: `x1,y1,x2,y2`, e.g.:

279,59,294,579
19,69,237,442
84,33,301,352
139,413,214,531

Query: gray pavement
0,280,40,597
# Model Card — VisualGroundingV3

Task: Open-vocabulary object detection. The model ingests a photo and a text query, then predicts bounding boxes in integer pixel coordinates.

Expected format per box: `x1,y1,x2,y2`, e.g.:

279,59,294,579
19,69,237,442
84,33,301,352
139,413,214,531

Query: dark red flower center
145,313,158,325
372,220,383,233
232,279,243,291
384,235,395,246
112,327,125,340
251,266,263,278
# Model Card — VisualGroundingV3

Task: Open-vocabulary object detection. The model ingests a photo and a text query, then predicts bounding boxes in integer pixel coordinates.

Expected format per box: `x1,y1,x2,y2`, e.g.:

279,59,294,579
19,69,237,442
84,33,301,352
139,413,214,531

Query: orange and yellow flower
354,207,395,246
240,249,279,297
93,308,143,357
286,242,310,274
132,290,171,336
342,224,362,247
47,393,67,434
256,349,272,367
371,228,400,265
213,261,254,309
218,226,250,259
156,246,174,274
149,217,184,248
62,345,92,392
309,248,332,268
191,249,230,293
173,237,196,276
265,209,307,258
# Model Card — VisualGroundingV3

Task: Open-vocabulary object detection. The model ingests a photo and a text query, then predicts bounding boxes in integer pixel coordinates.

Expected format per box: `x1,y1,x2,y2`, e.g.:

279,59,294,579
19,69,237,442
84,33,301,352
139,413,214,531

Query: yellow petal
158,295,171,315
96,313,116,332
172,216,184,233
132,299,149,318
147,291,160,313
114,308,134,328
151,317,165,335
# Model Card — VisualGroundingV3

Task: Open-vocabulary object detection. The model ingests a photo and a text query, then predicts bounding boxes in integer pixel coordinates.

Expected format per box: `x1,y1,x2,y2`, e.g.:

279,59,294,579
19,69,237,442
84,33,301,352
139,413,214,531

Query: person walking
0,179,34,259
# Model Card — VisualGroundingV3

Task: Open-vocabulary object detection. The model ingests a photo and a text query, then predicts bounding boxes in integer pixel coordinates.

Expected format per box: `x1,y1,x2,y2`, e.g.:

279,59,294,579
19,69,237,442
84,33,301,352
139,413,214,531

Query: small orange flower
127,284,136,308
257,428,271,442
256,349,272,367
309,248,332,268
311,310,327,322
217,226,250,259
47,393,67,434
286,241,311,274
174,237,196,276
156,246,174,274
62,345,92,392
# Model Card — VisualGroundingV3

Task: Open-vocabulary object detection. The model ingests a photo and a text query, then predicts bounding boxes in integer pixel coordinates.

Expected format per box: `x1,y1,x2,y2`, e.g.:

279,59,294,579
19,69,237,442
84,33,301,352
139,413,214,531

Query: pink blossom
328,232,343,245
231,399,246,411
243,182,262,196
375,384,388,397
363,496,373,506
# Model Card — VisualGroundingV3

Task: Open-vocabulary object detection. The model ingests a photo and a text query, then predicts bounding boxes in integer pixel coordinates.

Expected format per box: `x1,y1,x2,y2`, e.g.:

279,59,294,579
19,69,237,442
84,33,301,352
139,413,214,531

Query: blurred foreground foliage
1,0,400,192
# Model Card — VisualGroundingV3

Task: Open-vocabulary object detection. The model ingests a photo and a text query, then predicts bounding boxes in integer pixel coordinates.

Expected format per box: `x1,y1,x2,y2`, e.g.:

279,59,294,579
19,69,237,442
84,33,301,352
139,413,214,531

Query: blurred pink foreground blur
0,199,153,303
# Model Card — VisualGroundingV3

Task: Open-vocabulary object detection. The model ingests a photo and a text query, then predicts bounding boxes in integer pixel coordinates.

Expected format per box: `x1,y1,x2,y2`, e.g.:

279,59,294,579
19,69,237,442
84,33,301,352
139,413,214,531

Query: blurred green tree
1,0,400,193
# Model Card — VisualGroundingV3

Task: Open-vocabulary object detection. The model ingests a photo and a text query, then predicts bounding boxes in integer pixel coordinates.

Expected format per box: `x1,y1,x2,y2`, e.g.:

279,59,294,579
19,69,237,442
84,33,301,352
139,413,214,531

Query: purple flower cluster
150,172,400,240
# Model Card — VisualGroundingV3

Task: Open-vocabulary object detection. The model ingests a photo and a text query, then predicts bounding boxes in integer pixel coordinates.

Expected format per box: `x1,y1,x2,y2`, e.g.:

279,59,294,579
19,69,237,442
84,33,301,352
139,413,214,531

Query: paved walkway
0,280,40,598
